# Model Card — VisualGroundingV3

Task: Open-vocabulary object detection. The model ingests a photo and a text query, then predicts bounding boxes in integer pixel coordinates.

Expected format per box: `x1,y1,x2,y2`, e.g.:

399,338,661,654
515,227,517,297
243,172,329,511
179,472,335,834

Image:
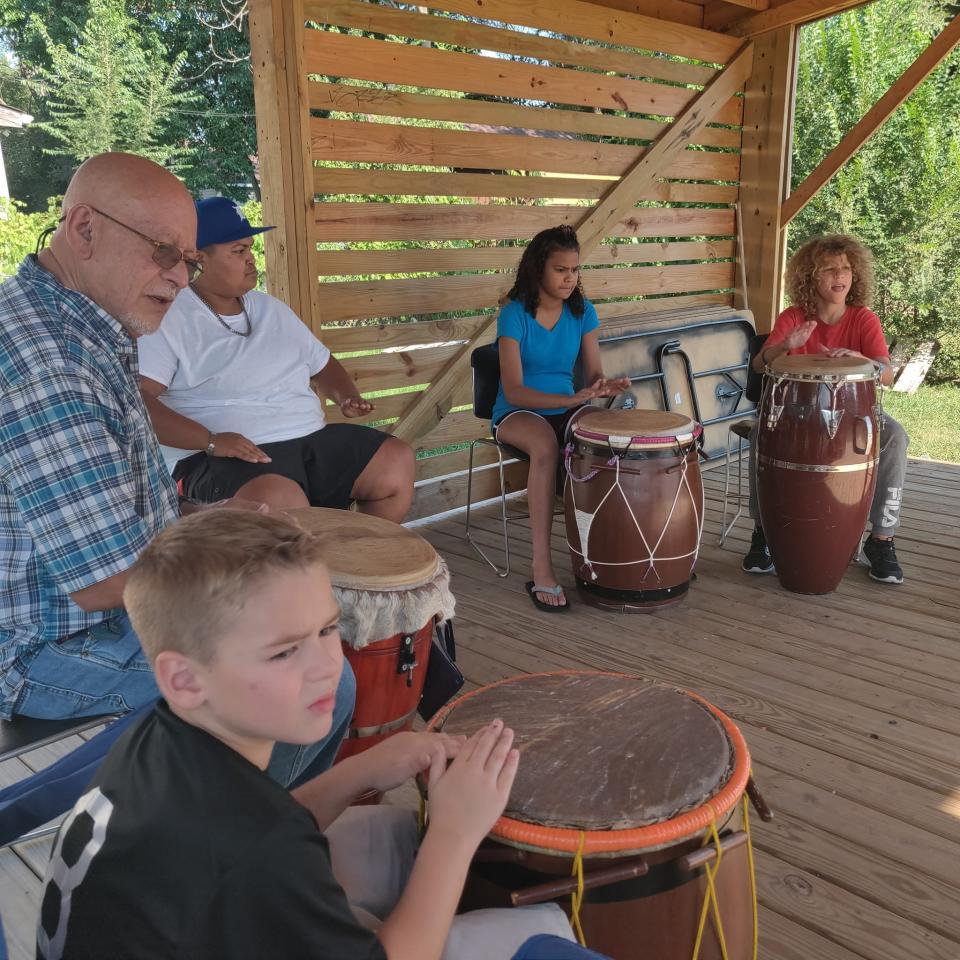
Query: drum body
757,355,879,594
563,410,704,612
287,509,456,767
428,672,757,960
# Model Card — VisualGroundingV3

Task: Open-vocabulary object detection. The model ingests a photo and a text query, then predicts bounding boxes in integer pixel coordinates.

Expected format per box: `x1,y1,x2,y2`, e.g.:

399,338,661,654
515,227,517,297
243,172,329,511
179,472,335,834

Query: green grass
881,384,960,464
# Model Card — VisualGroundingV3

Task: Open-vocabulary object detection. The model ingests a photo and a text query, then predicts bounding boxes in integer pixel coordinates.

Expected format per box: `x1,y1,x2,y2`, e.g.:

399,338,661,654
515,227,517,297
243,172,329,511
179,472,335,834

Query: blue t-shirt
491,298,600,424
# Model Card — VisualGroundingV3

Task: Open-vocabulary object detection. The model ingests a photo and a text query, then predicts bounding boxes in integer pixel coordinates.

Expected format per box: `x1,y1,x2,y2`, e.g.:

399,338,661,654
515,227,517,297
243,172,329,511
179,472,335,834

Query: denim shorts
15,611,357,788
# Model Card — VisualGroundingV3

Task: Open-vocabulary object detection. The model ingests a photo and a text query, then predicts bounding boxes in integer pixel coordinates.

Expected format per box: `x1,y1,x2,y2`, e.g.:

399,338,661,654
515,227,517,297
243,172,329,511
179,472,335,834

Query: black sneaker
742,526,775,574
863,536,904,584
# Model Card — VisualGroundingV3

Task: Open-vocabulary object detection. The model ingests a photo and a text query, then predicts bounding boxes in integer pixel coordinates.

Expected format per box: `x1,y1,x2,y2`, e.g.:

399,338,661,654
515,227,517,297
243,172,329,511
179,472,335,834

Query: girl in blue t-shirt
492,226,629,613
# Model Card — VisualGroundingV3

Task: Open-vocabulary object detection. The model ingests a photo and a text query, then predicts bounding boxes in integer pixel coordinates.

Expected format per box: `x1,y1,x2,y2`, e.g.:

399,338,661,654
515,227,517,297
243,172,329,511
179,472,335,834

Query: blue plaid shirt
0,257,178,717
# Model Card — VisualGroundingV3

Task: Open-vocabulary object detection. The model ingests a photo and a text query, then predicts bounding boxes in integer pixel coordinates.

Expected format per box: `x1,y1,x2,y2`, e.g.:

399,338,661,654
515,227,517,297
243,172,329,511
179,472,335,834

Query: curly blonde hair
785,234,875,319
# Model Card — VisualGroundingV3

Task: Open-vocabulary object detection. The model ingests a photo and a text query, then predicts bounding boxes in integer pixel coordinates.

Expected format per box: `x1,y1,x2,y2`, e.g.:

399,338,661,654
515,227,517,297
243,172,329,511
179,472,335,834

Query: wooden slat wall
299,0,746,517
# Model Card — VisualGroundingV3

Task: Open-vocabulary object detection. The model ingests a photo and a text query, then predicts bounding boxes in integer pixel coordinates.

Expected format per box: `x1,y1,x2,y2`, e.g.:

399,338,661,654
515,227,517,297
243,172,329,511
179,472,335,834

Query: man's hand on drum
783,320,818,350
209,431,272,463
358,731,465,794
426,719,520,848
339,395,375,418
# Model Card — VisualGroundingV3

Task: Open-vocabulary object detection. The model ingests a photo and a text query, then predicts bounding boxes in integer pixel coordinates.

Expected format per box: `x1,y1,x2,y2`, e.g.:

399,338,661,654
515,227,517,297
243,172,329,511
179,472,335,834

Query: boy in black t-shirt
37,511,576,960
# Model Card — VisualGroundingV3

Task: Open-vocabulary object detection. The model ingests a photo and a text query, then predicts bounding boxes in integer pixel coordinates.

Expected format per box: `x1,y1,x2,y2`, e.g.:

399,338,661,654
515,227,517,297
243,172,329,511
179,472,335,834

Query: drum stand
718,417,757,546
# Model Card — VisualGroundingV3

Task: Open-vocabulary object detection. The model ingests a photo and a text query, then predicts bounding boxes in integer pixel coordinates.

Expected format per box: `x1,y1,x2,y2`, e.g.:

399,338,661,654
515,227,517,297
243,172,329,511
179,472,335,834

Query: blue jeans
14,612,356,788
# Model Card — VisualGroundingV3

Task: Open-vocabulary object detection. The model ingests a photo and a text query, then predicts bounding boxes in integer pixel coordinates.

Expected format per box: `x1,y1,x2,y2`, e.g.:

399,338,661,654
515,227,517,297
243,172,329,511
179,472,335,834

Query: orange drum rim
427,670,751,855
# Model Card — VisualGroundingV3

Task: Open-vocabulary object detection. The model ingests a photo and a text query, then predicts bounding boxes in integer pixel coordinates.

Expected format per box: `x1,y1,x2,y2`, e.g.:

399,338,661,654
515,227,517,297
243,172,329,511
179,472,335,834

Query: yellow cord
691,819,730,960
743,795,759,960
570,831,587,946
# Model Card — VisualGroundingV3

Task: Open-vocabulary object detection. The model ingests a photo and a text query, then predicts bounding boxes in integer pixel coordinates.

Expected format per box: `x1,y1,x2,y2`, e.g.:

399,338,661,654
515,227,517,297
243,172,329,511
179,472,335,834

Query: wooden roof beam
781,12,960,226
388,41,755,442
716,0,872,37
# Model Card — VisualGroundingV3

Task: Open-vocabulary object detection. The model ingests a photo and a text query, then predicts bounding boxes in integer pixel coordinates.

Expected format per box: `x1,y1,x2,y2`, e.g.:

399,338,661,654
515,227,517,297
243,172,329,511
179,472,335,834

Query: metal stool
718,417,757,546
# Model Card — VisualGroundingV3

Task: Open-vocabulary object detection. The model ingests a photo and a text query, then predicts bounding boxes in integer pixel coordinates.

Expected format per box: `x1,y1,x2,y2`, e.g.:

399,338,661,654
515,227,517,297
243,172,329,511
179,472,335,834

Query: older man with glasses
0,152,355,789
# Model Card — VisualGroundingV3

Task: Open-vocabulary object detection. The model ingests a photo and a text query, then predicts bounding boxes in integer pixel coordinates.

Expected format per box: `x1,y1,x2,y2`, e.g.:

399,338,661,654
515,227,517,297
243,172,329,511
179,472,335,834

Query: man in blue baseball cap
138,196,415,522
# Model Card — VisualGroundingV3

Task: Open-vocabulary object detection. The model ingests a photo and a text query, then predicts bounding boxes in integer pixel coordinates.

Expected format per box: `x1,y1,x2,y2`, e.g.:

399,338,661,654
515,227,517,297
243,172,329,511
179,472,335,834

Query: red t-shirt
766,306,889,360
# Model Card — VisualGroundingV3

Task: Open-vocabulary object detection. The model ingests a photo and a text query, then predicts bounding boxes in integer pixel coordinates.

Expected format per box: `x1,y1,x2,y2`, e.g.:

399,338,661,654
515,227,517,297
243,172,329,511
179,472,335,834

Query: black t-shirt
36,702,388,960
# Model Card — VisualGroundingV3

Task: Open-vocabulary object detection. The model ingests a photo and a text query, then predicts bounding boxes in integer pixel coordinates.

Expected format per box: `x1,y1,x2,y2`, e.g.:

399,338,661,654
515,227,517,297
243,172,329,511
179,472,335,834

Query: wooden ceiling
583,0,874,36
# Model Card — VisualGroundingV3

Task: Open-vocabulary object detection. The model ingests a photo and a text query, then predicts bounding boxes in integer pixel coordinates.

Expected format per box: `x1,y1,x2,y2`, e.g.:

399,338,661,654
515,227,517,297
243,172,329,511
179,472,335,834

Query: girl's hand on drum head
363,732,465,793
426,719,520,849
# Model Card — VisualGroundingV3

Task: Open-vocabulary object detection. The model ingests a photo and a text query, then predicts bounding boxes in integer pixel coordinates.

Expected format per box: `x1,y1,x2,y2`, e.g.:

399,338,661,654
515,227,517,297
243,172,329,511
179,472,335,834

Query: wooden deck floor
3,455,959,959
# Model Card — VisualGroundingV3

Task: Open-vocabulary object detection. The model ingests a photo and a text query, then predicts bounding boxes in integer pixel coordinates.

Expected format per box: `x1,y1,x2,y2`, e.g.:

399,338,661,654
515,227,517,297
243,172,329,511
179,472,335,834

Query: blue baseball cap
195,196,276,249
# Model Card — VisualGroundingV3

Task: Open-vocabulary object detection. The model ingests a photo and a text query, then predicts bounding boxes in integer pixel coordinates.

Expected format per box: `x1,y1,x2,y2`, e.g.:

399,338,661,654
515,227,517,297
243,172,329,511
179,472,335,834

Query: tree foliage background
0,0,256,209
791,0,960,379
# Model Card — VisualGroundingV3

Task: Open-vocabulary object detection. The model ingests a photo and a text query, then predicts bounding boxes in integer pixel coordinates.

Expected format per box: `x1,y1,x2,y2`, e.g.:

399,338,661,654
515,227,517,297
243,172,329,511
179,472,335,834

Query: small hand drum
427,672,759,960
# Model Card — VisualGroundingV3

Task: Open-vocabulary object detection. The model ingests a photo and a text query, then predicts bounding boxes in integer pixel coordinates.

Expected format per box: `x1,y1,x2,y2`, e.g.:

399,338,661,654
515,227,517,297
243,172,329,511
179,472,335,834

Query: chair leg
718,428,745,546
464,440,512,577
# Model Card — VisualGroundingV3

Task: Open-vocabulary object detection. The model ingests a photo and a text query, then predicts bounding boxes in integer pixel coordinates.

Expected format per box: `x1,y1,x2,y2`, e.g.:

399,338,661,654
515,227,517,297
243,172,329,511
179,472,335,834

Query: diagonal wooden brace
389,41,754,443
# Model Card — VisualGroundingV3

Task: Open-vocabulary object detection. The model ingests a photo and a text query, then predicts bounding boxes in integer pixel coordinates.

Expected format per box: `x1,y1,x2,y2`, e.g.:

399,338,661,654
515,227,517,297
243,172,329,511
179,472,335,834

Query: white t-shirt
138,287,331,470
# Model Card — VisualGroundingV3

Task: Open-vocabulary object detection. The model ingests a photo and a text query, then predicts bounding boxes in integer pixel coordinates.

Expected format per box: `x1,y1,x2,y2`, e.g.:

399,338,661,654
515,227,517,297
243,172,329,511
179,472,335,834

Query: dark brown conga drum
426,672,760,960
563,410,704,612
756,355,880,594
288,509,455,774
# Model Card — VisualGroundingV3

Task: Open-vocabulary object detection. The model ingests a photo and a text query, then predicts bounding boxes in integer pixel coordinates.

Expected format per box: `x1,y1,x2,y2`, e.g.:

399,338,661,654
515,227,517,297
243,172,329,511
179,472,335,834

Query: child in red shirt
743,234,909,584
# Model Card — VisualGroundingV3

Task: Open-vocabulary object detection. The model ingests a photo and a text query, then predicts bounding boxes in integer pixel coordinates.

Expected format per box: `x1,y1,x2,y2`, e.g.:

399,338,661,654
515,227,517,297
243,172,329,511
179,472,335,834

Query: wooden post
248,0,316,323
737,26,798,332
389,43,755,442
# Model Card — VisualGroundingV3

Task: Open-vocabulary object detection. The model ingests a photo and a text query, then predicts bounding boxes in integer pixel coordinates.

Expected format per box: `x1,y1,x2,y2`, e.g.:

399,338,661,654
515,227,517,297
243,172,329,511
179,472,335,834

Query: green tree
0,1,257,208
791,0,960,379
31,0,196,167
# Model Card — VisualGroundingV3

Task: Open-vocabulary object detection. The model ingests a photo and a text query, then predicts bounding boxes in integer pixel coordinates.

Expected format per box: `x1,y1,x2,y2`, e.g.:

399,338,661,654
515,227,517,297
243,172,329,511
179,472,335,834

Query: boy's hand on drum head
362,731,465,793
426,719,520,850
784,320,817,350
823,347,863,359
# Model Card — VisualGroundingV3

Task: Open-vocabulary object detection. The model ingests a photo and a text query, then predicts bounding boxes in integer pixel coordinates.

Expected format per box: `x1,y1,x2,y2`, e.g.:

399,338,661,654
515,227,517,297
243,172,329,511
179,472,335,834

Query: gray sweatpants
747,412,909,536
326,806,576,960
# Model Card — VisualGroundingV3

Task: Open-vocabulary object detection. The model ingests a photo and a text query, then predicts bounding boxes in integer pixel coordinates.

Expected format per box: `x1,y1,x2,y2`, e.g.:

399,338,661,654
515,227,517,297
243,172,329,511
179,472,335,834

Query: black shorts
173,424,390,508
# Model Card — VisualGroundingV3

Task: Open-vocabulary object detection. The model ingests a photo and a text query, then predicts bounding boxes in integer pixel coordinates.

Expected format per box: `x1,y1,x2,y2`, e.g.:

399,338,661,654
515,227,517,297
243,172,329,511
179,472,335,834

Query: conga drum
287,509,456,764
757,354,880,594
563,410,704,612
426,672,759,960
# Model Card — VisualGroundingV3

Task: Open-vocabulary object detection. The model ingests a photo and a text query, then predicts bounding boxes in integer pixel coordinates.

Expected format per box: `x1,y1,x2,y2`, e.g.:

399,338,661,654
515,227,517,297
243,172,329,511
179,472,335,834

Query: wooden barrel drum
426,672,761,960
288,509,455,768
563,410,704,612
757,354,880,594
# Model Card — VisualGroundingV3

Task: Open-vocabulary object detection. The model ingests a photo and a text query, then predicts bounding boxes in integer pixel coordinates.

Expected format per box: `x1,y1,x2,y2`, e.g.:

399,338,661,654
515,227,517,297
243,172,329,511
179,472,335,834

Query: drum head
769,353,876,380
286,508,439,590
438,673,732,833
574,409,697,449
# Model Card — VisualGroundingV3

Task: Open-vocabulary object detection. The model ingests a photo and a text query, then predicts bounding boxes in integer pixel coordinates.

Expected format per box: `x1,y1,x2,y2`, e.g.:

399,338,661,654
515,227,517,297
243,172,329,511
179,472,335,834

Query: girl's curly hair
785,234,875,319
506,225,586,318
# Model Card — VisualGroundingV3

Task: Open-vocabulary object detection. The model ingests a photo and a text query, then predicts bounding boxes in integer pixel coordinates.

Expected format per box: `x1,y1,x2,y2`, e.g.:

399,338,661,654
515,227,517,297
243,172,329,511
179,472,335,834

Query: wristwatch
205,432,217,456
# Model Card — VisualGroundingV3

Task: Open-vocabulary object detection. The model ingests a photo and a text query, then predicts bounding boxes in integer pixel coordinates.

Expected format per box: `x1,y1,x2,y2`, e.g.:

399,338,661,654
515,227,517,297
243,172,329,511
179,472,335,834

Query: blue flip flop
525,581,570,613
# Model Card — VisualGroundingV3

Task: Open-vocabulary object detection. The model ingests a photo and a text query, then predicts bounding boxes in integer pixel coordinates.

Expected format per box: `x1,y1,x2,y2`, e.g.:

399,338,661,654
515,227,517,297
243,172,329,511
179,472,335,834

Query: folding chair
464,342,527,577
718,333,768,546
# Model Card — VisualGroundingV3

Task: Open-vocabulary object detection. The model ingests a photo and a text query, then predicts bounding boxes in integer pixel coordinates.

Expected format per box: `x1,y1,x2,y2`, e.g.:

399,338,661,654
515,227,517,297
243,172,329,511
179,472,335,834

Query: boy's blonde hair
124,511,328,664
785,233,875,319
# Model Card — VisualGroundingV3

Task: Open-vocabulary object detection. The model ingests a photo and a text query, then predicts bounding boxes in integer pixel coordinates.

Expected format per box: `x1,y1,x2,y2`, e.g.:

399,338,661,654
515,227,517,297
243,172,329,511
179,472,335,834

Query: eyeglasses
818,265,853,277
89,206,203,282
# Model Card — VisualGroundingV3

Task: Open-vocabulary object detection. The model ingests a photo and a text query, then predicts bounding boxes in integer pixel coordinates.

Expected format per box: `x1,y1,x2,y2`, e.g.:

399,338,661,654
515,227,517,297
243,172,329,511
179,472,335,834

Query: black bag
417,620,463,721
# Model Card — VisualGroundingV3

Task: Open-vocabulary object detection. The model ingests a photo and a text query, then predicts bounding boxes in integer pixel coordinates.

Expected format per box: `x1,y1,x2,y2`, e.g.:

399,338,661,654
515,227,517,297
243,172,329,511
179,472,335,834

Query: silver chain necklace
190,285,252,338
